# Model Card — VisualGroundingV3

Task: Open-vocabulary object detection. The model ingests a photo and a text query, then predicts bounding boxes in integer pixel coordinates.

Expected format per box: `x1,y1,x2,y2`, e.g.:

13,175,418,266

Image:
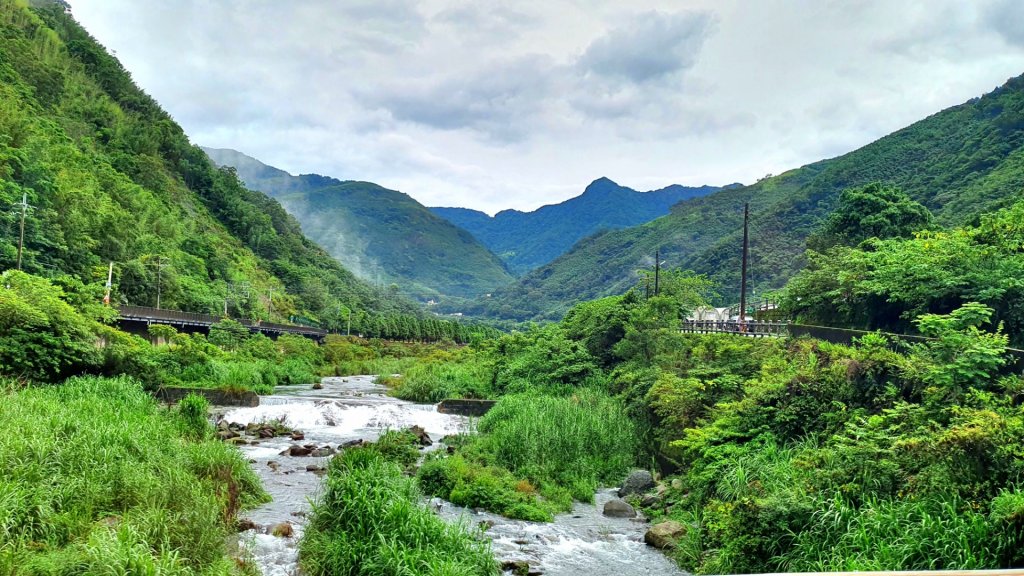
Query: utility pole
347,308,352,337
268,289,273,317
103,262,113,306
739,202,750,332
654,247,661,296
153,256,167,309
16,193,28,270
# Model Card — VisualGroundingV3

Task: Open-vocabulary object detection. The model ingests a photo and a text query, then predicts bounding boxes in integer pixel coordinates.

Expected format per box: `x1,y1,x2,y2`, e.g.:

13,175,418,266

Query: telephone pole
739,202,750,332
654,247,661,296
103,262,113,306
150,256,168,309
16,193,28,270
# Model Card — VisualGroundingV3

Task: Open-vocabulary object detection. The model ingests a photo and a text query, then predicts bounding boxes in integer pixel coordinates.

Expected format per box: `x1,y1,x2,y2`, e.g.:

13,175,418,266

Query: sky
68,0,1024,214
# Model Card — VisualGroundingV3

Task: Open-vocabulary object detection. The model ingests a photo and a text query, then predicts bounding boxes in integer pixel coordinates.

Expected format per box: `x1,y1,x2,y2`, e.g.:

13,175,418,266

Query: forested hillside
204,147,514,301
472,74,1024,321
0,0,419,329
431,177,730,275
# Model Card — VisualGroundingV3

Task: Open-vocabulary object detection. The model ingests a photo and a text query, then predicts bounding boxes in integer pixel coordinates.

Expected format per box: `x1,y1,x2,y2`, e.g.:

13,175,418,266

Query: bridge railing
681,320,790,338
117,305,326,337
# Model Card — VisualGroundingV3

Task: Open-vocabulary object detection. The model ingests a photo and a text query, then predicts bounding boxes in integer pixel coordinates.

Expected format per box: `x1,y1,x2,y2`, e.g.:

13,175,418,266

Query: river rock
408,425,432,446
216,429,238,441
670,478,684,490
290,431,305,441
618,470,656,498
644,521,686,549
258,427,275,439
501,560,530,576
280,444,312,457
311,445,336,457
236,518,260,532
271,522,294,538
312,382,323,390
603,499,636,518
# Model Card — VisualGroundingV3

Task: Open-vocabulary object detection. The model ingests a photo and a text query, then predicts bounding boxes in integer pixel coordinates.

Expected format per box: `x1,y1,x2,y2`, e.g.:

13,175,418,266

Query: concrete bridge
117,305,327,340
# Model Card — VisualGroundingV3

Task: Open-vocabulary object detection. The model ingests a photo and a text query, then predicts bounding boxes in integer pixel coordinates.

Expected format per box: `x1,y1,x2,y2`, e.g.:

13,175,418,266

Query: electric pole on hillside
739,202,750,332
16,193,31,270
103,262,113,306
654,247,661,296
150,255,168,309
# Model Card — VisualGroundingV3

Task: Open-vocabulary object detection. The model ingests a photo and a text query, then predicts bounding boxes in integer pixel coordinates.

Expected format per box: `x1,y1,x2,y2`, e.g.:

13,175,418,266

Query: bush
475,390,638,502
0,375,267,573
0,270,101,381
300,447,497,576
177,392,210,440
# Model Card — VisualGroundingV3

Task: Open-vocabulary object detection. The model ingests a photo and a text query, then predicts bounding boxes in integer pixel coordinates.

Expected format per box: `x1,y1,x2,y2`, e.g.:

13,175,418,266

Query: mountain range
465,74,1024,321
430,178,734,275
203,147,513,301
0,1,418,327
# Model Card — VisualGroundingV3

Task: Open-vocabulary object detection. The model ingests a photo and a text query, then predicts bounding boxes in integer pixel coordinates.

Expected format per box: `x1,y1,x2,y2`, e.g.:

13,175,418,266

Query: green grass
474,390,638,501
387,355,493,403
0,375,267,574
780,494,1019,571
299,447,498,576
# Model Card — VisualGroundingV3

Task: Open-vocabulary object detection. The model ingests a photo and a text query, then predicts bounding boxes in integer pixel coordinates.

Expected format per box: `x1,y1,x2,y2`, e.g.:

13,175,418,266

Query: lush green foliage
784,196,1024,345
205,147,513,302
0,0,431,333
0,270,103,380
472,74,1024,321
622,307,1024,573
432,177,725,276
299,446,497,576
416,389,640,520
0,375,267,574
806,182,934,250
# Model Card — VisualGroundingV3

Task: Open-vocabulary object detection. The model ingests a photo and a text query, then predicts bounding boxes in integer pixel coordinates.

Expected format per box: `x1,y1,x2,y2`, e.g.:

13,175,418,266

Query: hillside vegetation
431,177,729,275
0,0,419,330
474,74,1024,321
204,147,514,302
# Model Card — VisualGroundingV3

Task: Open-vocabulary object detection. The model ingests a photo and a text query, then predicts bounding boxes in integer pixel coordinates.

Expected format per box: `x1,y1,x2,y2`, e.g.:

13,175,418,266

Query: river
218,375,686,576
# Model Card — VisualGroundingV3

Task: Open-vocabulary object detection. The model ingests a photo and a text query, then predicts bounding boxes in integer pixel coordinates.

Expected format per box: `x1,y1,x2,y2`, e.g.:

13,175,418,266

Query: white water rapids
217,376,686,576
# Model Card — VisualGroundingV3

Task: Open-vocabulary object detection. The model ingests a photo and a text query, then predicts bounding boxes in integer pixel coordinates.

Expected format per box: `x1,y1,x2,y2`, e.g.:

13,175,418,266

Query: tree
808,183,934,251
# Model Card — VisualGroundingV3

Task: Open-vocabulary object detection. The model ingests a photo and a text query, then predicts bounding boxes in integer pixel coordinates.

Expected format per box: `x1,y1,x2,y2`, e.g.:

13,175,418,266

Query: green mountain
430,177,731,275
0,0,419,328
203,148,514,302
471,74,1024,321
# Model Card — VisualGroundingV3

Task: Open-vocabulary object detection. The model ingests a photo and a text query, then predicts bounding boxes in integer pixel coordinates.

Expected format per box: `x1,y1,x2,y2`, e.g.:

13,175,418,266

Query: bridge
681,320,789,338
117,305,327,340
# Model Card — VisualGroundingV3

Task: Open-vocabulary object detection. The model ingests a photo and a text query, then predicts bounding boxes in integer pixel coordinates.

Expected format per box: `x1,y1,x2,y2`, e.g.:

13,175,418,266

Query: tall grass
475,390,638,501
299,447,497,576
389,358,493,403
0,376,267,574
780,493,1018,571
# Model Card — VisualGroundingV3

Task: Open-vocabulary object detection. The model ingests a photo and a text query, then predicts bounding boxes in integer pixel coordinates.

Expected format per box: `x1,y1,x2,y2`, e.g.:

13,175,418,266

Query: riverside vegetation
365,190,1024,573
3,1,1024,575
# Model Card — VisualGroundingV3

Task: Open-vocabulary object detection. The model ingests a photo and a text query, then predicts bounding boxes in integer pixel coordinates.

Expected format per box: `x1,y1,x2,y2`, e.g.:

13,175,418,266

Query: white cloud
67,0,1024,214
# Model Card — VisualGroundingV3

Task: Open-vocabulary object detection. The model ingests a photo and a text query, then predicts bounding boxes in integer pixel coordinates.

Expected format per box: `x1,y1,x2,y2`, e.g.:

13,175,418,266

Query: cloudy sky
69,0,1024,214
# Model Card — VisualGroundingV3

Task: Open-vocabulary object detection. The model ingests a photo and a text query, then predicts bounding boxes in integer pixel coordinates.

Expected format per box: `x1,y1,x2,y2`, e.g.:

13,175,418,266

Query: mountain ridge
463,73,1024,321
203,147,514,301
430,178,736,275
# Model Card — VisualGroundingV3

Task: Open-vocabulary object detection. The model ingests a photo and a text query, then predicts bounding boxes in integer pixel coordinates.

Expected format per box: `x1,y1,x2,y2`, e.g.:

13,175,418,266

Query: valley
2,2,1024,576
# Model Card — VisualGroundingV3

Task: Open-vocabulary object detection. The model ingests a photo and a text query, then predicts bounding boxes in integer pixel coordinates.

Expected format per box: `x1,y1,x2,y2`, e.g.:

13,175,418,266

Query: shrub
300,447,497,576
0,270,101,381
0,375,267,573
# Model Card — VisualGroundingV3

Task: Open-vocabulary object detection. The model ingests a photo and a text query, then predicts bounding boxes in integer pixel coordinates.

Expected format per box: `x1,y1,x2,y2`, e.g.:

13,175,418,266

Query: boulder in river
501,560,530,576
603,499,636,518
290,430,305,441
236,518,260,533
618,469,655,498
644,521,686,549
311,446,336,457
271,522,294,538
280,444,312,457
407,425,433,446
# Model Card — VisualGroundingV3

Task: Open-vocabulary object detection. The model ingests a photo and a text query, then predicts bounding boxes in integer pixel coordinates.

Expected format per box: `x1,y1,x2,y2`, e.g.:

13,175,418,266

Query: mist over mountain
203,148,514,301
